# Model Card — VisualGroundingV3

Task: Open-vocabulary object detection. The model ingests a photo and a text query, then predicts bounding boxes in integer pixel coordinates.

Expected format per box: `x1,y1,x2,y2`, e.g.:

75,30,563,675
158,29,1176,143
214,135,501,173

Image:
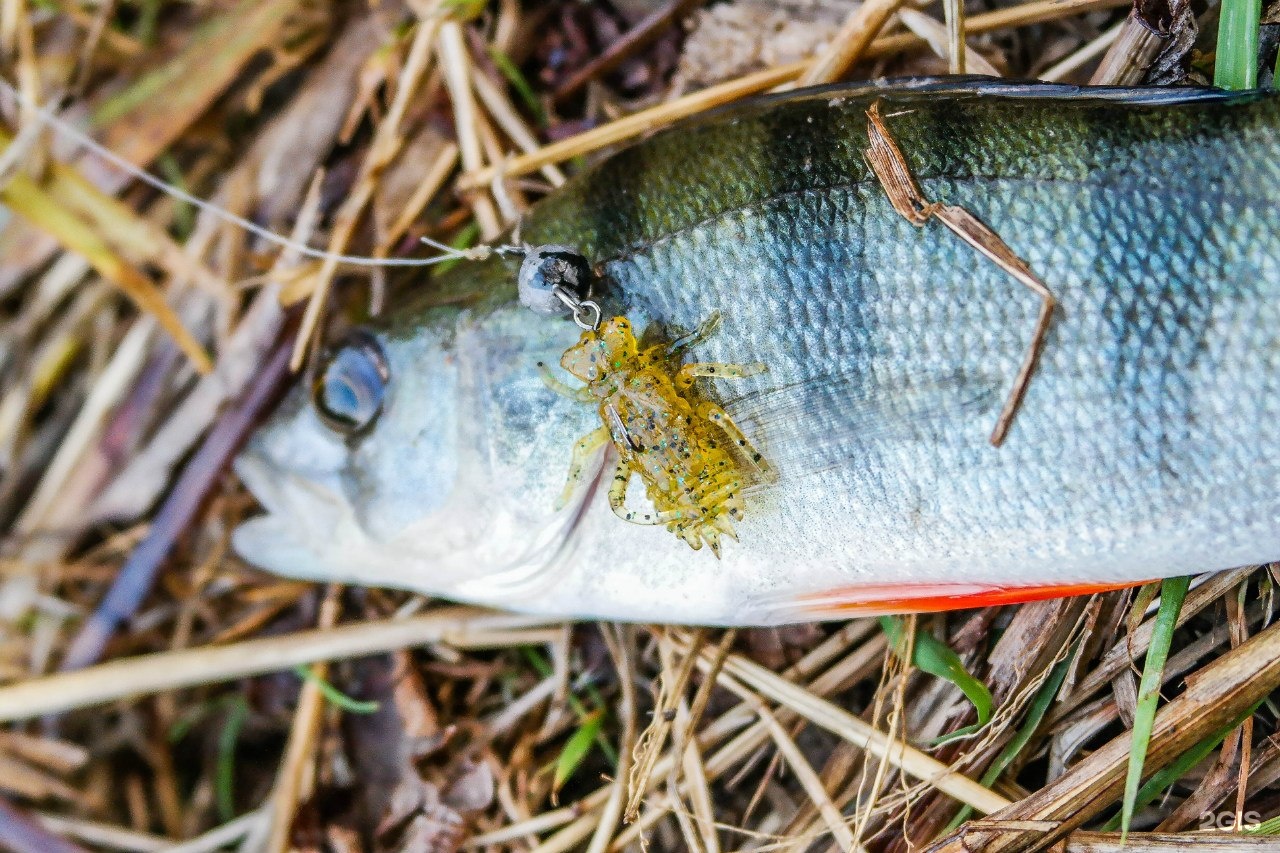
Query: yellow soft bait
542,312,775,557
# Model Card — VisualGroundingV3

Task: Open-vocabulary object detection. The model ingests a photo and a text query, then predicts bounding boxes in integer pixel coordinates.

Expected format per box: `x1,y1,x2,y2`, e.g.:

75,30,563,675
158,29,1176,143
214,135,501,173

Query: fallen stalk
925,618,1280,852
458,0,1130,189
696,642,1011,815
0,609,564,720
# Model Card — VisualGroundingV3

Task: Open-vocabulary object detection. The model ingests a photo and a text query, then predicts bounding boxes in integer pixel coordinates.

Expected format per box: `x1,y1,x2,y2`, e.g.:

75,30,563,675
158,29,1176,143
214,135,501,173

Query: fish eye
312,330,389,435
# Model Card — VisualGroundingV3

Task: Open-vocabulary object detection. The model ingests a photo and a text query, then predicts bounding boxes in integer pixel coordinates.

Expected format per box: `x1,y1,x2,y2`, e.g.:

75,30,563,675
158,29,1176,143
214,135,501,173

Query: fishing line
0,76,485,269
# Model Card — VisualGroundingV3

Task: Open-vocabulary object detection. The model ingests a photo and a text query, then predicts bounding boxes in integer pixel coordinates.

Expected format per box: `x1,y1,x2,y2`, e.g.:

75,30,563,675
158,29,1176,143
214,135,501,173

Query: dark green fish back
516,83,1279,267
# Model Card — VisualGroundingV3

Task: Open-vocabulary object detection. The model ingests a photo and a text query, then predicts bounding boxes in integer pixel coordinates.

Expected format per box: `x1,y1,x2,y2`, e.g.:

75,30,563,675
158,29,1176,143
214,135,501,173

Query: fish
232,78,1280,626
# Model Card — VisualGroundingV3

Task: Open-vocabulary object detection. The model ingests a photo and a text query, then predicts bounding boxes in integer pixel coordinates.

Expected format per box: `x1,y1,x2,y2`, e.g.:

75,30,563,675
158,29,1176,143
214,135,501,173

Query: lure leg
607,460,671,525
695,401,777,483
639,312,725,366
539,361,594,403
864,101,1056,447
556,426,610,508
674,361,767,391
701,526,723,559
668,311,723,352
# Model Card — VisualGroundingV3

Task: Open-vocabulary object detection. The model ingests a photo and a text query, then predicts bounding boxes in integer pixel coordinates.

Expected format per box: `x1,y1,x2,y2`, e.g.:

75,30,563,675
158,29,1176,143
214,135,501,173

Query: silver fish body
234,81,1280,625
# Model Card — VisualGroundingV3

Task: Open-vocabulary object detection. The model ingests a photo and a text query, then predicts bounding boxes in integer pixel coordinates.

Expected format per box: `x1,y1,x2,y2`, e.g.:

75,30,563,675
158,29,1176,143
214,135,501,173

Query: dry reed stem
33,812,168,852
466,805,581,847
606,633,894,851
526,625,877,853
944,0,967,73
261,586,342,853
928,619,1280,852
12,318,152,538
626,628,704,822
698,643,1011,815
288,145,376,369
661,666,709,853
1061,833,1280,851
1052,569,1255,724
676,701,719,853
0,169,212,373
0,610,564,719
471,70,566,187
755,699,868,852
1039,22,1125,81
459,0,1130,190
458,62,802,190
799,0,909,86
382,141,461,252
898,10,1001,77
290,14,440,370
665,626,735,847
161,810,266,853
586,625,638,853
438,19,502,238
1088,10,1165,84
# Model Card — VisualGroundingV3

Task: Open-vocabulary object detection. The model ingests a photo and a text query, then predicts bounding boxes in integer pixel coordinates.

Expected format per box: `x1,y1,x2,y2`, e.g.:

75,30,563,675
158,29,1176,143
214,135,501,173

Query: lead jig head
517,245,601,330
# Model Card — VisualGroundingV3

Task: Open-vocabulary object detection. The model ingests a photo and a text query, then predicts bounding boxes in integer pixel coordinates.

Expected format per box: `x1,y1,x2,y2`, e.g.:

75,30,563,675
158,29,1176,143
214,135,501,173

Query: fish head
233,279,600,606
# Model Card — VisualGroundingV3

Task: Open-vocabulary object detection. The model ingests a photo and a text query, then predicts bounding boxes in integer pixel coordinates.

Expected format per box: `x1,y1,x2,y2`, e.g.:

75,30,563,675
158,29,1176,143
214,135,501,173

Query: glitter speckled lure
541,312,774,558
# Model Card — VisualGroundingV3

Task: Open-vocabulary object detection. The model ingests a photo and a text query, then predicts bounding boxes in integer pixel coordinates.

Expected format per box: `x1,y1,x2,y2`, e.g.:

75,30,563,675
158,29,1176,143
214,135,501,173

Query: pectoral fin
727,368,1000,488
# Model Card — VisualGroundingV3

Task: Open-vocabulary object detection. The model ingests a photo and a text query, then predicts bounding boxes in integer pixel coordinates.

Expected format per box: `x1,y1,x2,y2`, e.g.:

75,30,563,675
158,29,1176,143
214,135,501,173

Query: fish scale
234,81,1280,625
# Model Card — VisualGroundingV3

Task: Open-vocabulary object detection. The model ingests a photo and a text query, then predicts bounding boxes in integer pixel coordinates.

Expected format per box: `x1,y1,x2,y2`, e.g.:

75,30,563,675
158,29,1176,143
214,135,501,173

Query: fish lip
232,444,350,564
233,445,304,521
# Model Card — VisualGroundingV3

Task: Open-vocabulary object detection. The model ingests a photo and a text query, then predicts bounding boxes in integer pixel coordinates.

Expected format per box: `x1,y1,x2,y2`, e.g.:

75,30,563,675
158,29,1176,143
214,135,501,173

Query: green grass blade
434,222,481,274
489,47,547,127
553,708,605,796
157,154,197,240
944,649,1074,833
880,616,992,730
1248,814,1280,834
216,697,250,822
1120,575,1191,840
520,648,617,764
1215,0,1262,90
293,664,380,714
1105,699,1261,831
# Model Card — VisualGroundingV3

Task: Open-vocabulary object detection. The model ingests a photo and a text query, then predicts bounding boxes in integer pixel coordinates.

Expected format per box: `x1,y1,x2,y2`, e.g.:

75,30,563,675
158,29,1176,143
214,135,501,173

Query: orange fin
767,580,1148,622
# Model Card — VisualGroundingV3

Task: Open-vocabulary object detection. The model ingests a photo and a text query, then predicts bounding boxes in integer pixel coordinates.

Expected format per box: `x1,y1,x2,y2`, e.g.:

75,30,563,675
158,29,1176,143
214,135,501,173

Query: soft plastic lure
541,311,774,557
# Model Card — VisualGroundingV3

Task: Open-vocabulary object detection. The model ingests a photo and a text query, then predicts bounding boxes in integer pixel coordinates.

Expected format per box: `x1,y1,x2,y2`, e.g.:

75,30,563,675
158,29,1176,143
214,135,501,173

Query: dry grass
0,1,1277,851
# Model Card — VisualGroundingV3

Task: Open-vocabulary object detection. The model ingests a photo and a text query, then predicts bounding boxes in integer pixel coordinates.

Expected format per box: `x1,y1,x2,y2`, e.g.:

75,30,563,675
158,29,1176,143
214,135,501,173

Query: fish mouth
234,433,608,606
231,449,358,580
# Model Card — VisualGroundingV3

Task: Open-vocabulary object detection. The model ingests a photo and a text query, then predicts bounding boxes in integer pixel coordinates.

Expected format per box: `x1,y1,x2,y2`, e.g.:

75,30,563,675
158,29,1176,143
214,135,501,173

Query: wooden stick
864,102,1055,446
459,0,1130,190
0,609,563,720
800,0,910,86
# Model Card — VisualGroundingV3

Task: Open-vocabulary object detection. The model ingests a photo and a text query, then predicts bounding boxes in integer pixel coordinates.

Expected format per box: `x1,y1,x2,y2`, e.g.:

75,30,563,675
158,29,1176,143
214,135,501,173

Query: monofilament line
0,76,482,269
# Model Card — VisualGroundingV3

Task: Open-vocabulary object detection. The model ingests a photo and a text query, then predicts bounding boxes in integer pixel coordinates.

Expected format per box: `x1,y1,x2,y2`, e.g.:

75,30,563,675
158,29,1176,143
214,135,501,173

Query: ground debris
1,1,1276,851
